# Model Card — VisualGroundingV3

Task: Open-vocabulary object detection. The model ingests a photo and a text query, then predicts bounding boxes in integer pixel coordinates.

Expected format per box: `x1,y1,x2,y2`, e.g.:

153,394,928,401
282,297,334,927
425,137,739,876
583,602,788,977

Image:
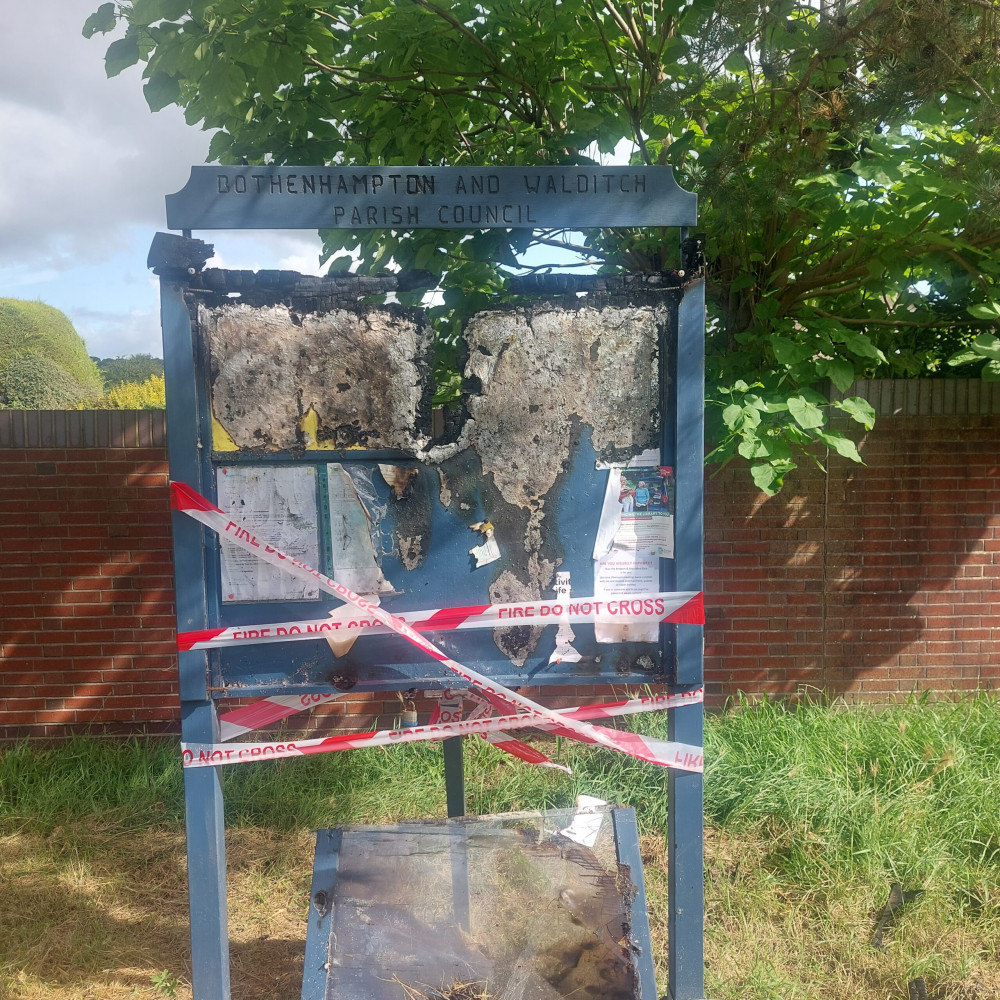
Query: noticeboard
156,163,706,1000
166,270,690,696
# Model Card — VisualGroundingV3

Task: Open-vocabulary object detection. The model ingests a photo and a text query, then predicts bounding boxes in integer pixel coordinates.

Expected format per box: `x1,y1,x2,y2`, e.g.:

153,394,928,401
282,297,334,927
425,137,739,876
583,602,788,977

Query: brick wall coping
0,409,166,449
3,379,999,450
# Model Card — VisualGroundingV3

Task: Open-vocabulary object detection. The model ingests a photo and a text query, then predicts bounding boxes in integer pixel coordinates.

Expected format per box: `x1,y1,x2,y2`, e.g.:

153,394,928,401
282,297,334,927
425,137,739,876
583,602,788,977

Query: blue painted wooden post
301,830,341,1000
668,276,706,1000
160,277,232,1000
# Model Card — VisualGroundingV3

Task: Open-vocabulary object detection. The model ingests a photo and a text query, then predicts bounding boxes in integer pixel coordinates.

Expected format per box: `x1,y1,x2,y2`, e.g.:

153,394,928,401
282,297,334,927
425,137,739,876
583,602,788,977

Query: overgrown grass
2,696,998,999
705,693,1000,883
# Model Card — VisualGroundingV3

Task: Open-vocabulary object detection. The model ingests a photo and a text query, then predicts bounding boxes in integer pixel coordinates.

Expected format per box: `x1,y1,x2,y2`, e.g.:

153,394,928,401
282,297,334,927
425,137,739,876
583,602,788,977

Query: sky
0,1,325,360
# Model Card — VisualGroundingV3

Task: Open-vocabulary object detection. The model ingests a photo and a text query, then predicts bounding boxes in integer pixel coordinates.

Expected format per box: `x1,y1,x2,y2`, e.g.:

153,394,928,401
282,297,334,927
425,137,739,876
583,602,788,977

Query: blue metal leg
443,737,471,932
181,699,231,1000
159,265,233,998
668,703,705,1000
668,274,706,999
301,829,341,1000
443,736,466,818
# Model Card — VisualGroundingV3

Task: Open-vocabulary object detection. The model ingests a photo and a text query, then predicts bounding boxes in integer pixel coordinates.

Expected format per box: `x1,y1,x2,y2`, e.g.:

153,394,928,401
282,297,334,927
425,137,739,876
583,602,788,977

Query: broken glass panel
315,808,645,1000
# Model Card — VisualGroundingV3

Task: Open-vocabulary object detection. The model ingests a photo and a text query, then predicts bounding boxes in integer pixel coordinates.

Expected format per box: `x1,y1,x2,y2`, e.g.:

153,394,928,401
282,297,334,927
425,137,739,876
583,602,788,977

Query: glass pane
323,808,640,1000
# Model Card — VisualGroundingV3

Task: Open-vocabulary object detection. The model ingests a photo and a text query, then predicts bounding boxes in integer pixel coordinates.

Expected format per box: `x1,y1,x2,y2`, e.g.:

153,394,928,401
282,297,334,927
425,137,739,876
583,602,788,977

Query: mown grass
1,695,998,999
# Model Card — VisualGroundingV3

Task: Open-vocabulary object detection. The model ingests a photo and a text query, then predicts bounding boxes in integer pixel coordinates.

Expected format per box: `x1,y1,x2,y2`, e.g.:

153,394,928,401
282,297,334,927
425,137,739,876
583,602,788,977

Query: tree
94,353,165,389
0,299,103,408
86,0,1000,491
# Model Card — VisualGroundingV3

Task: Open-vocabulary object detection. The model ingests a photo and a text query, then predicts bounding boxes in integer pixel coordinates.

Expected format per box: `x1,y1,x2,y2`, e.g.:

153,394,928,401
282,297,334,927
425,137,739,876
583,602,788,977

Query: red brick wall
0,412,177,739
2,388,999,739
704,410,1000,704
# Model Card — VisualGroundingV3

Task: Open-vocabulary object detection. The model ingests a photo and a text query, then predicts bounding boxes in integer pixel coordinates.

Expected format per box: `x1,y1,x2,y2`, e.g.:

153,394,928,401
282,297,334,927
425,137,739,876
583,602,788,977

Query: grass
1,696,998,999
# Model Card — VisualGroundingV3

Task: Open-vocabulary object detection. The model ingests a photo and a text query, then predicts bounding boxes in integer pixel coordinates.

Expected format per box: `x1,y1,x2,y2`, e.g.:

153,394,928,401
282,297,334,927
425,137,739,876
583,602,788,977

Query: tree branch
812,308,987,328
527,233,608,258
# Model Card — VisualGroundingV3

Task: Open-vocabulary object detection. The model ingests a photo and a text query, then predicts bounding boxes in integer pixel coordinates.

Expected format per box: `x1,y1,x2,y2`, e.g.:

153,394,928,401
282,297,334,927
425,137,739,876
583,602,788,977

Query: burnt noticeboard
171,270,687,695
157,161,706,1000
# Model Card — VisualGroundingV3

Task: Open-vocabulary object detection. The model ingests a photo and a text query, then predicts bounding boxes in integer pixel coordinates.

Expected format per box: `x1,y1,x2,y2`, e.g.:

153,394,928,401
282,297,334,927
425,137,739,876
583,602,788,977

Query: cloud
0,1,209,270
71,304,164,360
0,4,329,359
207,232,326,274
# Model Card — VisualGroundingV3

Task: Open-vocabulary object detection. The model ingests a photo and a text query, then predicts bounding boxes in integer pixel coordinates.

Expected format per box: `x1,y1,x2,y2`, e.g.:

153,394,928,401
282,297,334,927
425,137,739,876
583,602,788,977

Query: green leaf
83,3,117,38
833,396,876,430
659,36,689,63
724,50,748,74
327,254,354,273
160,0,193,18
816,357,855,393
983,359,1000,382
969,334,1000,361
131,0,188,22
105,32,141,77
755,298,779,321
207,129,233,161
947,347,982,367
816,430,864,463
143,71,180,111
721,403,742,429
787,394,825,430
770,335,813,366
414,243,438,270
839,330,887,363
738,434,766,460
967,301,1000,321
738,403,762,429
750,462,779,495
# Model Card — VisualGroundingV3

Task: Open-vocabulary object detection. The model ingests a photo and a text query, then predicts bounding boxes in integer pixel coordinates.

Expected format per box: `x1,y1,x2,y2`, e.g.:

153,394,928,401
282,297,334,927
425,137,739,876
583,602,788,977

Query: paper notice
469,521,501,568
327,464,393,597
217,465,320,603
594,459,675,642
549,571,582,664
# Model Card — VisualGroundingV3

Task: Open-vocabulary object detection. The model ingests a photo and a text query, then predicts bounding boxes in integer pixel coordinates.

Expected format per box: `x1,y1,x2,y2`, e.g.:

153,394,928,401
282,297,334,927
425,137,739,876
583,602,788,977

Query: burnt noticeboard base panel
301,807,657,1000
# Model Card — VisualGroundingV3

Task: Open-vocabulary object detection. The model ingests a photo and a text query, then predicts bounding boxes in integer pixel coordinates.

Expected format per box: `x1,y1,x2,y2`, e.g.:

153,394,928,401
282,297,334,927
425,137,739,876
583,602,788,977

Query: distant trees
87,373,166,409
93,353,164,388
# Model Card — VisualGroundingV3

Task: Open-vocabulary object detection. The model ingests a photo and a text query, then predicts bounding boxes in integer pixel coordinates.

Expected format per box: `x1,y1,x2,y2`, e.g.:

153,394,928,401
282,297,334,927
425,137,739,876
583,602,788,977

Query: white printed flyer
593,451,674,642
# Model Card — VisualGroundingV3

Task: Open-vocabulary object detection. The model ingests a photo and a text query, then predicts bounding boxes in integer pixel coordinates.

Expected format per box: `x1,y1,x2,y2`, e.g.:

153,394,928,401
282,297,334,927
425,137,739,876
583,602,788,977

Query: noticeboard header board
165,165,697,231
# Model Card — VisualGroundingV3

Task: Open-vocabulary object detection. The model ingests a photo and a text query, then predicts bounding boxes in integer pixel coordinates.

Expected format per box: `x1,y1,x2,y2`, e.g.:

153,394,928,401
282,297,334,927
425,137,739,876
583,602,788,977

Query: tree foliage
0,299,103,389
93,353,165,389
87,0,1000,491
0,356,94,409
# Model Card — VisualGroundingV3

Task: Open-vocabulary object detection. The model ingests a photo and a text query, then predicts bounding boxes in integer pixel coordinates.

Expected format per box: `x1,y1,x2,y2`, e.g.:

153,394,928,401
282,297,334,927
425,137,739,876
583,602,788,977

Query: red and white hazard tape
223,688,562,769
481,732,571,772
218,692,343,742
215,686,700,772
182,687,705,770
177,591,704,652
172,481,703,771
